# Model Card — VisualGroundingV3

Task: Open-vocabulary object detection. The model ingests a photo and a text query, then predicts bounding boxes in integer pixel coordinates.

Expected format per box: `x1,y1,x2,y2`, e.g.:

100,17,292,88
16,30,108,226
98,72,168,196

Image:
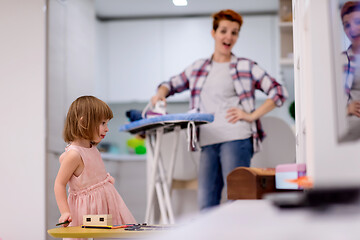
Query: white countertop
146,199,360,240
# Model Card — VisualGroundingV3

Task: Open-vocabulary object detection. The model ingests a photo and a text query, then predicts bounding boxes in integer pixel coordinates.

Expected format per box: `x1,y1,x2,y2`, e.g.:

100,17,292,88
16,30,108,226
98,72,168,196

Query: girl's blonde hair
63,96,113,143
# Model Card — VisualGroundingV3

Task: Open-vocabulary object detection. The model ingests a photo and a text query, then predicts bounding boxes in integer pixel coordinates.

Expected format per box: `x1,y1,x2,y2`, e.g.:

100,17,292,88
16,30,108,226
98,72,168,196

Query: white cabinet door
162,17,213,102
107,20,163,102
163,18,213,78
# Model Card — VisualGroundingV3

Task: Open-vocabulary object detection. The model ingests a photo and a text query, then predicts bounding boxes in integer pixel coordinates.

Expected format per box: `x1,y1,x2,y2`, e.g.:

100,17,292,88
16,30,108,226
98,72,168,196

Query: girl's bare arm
54,150,83,226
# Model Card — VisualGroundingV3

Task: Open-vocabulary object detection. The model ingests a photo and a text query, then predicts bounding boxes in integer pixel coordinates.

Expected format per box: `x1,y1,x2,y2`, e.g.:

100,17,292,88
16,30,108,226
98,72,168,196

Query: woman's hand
151,95,166,106
59,212,72,227
226,107,254,123
151,85,169,106
347,101,360,117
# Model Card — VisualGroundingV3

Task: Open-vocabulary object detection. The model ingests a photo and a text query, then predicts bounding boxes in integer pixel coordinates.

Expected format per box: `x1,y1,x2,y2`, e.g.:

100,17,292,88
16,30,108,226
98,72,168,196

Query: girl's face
93,119,110,143
343,11,360,46
212,20,240,58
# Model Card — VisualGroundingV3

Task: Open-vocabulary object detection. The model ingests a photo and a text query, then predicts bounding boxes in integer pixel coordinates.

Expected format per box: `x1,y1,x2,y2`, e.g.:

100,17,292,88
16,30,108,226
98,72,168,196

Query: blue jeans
198,138,253,210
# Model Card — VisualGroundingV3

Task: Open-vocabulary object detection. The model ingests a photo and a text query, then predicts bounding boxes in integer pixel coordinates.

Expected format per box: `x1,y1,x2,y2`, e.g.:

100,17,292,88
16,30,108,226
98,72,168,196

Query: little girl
54,95,136,228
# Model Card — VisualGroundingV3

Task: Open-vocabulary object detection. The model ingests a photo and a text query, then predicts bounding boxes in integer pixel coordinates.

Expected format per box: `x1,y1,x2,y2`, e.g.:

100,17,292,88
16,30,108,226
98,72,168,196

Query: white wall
0,0,46,239
294,0,360,187
46,0,97,237
292,0,307,165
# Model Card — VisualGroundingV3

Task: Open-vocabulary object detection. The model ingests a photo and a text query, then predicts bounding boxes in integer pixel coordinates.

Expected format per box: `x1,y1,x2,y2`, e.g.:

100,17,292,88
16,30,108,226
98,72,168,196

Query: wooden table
47,226,166,239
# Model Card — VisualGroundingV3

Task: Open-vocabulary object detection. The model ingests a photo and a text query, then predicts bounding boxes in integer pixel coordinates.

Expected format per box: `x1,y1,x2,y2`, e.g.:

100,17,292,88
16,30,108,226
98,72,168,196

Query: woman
151,9,288,210
341,1,360,117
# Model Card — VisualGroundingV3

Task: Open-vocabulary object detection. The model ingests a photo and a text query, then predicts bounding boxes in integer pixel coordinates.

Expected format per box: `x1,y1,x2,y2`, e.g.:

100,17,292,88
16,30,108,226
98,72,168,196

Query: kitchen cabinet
98,14,279,103
162,18,213,82
106,19,163,103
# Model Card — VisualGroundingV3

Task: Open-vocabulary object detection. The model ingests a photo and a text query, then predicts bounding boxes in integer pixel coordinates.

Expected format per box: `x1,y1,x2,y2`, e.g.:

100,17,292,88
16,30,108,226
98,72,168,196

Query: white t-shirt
199,61,252,147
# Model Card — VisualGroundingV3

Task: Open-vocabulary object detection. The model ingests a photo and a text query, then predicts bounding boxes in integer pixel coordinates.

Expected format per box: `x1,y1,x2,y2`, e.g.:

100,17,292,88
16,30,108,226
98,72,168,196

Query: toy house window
99,217,104,222
86,218,91,222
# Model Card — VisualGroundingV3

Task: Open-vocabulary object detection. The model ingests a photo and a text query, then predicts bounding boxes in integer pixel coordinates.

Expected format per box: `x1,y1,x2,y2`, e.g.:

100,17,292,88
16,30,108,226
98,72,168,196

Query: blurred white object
145,199,360,240
251,116,296,168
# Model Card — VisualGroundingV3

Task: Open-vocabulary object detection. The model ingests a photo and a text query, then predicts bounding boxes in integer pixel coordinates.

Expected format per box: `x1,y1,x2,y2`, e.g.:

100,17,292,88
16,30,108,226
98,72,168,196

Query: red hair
212,9,243,31
341,1,360,20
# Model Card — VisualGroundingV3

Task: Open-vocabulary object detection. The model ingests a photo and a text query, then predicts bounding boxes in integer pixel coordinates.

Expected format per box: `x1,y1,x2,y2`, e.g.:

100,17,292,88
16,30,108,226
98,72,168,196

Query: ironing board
119,113,214,224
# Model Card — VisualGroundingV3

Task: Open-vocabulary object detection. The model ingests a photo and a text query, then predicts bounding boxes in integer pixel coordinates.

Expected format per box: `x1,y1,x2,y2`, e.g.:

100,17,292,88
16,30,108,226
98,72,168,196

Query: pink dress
64,144,136,226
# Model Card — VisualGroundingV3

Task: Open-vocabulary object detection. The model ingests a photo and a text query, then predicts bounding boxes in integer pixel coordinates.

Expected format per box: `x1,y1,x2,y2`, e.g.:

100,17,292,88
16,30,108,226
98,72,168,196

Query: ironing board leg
155,180,169,224
145,128,164,224
144,126,180,225
167,126,181,188
158,158,175,224
145,136,154,223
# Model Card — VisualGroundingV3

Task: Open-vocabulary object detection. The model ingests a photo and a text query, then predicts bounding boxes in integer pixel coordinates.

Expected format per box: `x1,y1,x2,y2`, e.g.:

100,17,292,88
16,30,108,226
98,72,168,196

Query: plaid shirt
342,46,356,100
160,54,288,152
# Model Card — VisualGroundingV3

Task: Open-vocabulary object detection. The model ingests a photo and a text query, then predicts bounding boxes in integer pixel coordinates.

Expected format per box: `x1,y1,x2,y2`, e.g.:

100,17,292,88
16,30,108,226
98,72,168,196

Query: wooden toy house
82,214,112,226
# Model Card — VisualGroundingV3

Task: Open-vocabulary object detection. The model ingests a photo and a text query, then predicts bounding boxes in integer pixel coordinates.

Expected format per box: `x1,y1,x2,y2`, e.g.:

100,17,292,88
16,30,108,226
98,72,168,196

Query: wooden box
83,214,112,226
227,167,277,200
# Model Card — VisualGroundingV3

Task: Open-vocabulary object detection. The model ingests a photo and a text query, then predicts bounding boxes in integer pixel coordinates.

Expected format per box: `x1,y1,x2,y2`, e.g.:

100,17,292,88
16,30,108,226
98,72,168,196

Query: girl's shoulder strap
59,144,83,164
64,144,85,157
66,144,80,152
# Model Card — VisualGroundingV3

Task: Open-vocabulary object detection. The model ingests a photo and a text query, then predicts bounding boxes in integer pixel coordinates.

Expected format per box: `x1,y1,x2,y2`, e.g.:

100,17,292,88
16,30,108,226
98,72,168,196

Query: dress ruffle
69,173,114,197
68,173,136,227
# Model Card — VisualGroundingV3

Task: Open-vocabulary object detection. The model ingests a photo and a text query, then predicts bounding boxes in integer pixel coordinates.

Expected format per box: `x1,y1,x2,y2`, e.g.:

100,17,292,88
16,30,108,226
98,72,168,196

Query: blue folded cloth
126,109,143,122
